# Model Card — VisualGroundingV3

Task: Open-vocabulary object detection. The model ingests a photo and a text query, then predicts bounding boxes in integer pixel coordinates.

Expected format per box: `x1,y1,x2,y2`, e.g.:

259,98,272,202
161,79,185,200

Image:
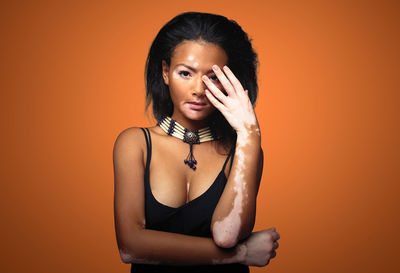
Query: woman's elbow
211,221,254,248
119,247,134,264
116,223,146,263
118,238,147,264
212,227,239,248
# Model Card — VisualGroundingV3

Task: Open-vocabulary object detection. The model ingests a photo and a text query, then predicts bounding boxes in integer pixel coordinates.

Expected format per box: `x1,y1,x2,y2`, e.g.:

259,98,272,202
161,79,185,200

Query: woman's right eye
178,71,191,78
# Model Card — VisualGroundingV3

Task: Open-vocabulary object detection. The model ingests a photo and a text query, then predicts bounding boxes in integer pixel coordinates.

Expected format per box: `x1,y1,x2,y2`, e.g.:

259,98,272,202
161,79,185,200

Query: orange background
1,0,399,272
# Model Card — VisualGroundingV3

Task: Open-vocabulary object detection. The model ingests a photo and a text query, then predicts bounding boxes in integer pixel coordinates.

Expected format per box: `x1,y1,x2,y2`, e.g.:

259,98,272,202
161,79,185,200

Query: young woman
113,12,280,272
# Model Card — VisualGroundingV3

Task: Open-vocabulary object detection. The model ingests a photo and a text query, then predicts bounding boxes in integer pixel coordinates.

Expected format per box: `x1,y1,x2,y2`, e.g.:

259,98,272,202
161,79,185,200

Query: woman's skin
113,40,280,266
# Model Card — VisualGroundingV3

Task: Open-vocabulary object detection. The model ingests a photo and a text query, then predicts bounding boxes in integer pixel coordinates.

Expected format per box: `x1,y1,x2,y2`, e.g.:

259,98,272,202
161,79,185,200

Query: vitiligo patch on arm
211,244,247,265
120,248,161,265
212,123,260,245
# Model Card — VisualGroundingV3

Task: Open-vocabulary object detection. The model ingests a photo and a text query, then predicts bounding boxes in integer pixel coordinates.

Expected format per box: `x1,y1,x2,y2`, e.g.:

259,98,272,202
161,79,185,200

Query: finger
211,65,236,97
202,75,228,104
223,66,245,93
270,250,277,259
273,241,279,249
268,227,276,233
205,89,227,113
272,231,280,241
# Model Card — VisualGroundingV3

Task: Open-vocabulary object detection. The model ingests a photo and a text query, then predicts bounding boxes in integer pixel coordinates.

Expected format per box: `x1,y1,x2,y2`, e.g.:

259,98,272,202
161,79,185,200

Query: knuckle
264,240,272,250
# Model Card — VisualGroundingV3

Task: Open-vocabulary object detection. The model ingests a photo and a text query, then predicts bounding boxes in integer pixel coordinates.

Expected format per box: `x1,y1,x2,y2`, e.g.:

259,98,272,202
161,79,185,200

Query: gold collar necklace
157,117,215,170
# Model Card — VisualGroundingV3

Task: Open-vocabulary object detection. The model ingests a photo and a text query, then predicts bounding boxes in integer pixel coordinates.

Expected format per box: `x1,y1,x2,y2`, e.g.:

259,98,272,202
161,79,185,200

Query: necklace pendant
183,130,199,145
183,130,199,170
158,117,215,171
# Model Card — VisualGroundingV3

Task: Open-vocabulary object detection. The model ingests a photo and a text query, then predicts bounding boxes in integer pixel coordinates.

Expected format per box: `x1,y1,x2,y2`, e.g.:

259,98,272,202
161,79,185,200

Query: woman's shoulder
115,126,145,141
113,126,155,155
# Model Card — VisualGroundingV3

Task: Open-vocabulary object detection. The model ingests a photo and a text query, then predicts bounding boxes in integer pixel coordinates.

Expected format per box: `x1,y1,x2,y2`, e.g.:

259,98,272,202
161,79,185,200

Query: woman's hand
236,227,280,267
202,65,259,135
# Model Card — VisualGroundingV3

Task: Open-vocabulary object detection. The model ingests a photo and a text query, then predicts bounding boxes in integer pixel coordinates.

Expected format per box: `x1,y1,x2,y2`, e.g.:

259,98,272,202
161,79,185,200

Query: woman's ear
162,60,169,85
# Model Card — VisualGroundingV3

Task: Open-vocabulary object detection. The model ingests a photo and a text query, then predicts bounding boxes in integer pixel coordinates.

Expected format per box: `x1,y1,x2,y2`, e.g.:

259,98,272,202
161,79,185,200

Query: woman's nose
193,75,206,96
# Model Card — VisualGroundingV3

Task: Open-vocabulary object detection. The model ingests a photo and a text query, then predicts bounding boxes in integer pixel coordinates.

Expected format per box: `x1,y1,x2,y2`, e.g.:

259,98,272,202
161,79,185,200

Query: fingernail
223,65,229,71
212,65,219,70
202,75,208,80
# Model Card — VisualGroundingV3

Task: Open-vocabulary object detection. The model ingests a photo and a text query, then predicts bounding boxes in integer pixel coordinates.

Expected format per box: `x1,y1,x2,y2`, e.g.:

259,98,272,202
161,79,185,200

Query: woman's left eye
209,75,219,82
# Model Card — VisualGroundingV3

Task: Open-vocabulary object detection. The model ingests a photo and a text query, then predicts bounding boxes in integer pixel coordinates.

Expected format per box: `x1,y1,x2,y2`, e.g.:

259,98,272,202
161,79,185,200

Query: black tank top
130,128,249,273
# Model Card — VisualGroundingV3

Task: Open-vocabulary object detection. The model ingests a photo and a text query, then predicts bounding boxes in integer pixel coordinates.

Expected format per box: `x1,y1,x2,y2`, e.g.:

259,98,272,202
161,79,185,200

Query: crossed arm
113,126,263,265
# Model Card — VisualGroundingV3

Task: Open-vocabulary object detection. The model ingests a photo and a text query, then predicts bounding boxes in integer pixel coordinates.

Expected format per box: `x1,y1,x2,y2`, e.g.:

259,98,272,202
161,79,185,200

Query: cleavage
148,132,230,208
149,163,223,209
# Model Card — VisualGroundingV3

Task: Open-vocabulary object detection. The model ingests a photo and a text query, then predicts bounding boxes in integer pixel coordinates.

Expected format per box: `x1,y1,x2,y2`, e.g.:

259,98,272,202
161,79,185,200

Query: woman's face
162,40,228,124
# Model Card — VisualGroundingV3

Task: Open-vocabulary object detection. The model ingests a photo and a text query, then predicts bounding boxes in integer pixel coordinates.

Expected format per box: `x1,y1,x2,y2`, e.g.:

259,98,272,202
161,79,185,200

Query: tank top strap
229,140,236,171
222,142,236,173
140,128,152,171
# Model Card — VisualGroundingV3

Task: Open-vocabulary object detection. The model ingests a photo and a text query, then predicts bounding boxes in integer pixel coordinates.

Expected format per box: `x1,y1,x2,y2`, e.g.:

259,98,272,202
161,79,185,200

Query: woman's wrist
236,122,261,138
234,243,248,264
210,242,247,265
236,126,261,146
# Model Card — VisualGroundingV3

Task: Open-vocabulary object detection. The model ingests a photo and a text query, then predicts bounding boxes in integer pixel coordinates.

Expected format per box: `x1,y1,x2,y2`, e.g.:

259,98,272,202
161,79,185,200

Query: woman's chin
184,109,214,121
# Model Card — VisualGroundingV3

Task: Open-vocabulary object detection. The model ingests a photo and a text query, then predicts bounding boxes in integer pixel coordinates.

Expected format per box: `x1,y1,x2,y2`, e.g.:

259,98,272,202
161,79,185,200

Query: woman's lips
187,102,208,110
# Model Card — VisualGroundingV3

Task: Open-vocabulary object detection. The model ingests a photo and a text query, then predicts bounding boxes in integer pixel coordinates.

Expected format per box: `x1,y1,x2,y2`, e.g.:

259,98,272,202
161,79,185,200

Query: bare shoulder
115,126,148,141
113,127,150,161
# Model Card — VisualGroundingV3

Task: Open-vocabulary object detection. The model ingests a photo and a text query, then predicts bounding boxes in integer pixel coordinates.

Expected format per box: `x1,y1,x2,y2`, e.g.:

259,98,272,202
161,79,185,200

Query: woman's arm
211,129,263,248
113,127,244,265
203,65,264,248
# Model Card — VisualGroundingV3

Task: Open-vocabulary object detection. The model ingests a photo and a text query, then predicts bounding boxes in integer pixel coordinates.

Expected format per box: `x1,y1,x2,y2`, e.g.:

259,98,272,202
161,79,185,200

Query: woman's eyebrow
175,63,214,73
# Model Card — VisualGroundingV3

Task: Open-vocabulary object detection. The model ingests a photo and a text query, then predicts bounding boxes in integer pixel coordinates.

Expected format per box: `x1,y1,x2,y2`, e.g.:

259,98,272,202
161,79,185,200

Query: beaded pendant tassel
183,129,200,170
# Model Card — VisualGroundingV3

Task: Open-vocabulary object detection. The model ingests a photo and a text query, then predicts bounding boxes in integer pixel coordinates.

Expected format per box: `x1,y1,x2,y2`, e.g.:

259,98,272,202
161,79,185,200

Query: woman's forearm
118,227,245,265
211,125,262,248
